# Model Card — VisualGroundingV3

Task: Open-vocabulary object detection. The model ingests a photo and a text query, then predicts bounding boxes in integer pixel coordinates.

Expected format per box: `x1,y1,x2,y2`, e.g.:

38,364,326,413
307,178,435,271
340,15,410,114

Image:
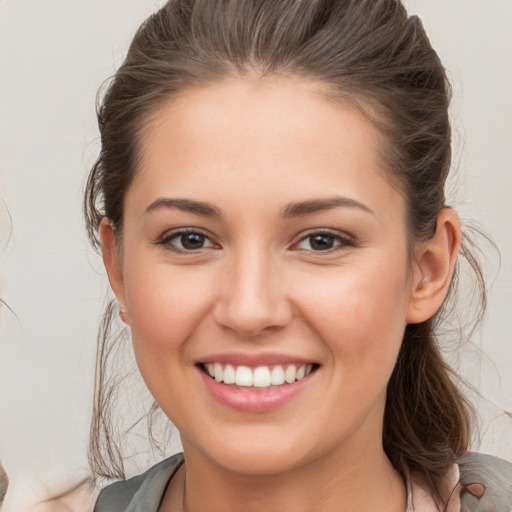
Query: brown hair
84,0,486,505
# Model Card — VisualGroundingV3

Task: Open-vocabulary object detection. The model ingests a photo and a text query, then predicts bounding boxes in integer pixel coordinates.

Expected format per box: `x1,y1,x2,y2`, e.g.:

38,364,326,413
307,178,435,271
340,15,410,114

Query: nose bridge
214,243,291,336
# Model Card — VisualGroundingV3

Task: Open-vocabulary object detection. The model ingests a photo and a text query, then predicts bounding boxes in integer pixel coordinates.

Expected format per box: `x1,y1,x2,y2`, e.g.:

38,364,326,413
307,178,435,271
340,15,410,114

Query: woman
83,0,509,510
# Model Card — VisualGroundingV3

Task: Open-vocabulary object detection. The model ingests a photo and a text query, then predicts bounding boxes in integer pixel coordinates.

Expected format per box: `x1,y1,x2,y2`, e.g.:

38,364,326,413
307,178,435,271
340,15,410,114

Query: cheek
292,258,411,367
121,254,218,416
122,250,215,359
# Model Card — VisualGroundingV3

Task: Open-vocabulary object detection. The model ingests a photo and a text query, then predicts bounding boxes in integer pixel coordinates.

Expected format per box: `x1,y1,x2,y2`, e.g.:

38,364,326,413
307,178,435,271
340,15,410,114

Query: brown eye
295,231,352,252
161,230,215,252
307,234,336,250
179,233,208,250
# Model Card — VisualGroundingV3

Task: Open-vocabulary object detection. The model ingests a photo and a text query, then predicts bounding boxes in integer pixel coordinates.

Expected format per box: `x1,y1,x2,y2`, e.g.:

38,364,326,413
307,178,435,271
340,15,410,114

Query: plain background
0,0,511,508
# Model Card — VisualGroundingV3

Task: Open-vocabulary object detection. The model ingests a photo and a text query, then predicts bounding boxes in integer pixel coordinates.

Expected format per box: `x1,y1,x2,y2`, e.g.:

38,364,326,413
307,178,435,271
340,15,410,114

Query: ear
406,208,461,324
99,217,130,325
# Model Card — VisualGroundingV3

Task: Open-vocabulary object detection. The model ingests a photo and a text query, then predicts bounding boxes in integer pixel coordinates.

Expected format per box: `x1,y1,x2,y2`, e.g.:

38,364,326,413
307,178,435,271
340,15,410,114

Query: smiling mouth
200,362,319,390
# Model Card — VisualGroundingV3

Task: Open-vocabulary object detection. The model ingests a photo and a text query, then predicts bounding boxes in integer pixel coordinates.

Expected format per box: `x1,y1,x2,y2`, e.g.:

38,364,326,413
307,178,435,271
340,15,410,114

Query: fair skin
101,77,460,512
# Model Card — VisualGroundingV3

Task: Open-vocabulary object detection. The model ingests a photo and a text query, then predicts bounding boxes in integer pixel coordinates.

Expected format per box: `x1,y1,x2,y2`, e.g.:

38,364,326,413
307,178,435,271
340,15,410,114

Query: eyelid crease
154,226,211,241
295,227,355,241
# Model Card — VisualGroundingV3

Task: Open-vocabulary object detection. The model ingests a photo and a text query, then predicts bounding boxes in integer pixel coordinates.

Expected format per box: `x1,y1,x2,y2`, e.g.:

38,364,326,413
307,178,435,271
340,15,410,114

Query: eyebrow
145,198,223,218
144,195,373,219
281,196,374,218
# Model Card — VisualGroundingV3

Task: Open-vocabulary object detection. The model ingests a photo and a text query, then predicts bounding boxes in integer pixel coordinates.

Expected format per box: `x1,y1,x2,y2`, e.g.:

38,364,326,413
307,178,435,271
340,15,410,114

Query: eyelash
156,228,218,254
292,229,354,253
156,228,354,254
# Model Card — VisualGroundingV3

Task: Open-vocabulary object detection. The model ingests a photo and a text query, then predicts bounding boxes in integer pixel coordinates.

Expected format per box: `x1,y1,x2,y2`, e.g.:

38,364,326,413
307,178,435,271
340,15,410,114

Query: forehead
128,76,402,221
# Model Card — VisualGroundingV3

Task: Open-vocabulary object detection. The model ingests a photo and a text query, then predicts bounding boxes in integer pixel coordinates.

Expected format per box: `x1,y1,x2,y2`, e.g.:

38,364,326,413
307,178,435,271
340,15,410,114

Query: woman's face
109,77,421,475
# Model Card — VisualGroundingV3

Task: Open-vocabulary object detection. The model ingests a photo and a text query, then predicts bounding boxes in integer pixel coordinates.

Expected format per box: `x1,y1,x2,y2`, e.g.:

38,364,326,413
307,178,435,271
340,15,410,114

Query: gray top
93,453,184,512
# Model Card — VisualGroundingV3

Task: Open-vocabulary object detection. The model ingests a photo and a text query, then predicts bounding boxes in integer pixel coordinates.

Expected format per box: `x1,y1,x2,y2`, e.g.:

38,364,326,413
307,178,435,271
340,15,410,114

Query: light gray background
0,1,511,509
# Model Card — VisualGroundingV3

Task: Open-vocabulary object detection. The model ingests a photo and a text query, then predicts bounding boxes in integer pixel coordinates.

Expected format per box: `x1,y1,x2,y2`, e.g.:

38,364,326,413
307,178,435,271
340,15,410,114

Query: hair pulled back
85,0,480,504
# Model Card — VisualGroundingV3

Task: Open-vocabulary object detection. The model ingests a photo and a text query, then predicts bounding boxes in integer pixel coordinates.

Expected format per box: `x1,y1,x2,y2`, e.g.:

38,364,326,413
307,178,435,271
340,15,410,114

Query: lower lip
199,368,315,413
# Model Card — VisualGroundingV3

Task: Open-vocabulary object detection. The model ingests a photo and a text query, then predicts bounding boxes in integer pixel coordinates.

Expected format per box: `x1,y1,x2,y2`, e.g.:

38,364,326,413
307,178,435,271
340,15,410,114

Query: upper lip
198,352,319,367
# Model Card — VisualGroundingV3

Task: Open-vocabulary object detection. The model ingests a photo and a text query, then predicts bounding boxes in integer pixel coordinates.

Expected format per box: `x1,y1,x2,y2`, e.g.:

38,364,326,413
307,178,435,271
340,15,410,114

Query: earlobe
99,218,130,325
406,209,461,324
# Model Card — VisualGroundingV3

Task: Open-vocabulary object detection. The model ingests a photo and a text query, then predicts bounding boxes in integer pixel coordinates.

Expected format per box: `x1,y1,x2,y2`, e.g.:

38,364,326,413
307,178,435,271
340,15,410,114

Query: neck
162,436,406,512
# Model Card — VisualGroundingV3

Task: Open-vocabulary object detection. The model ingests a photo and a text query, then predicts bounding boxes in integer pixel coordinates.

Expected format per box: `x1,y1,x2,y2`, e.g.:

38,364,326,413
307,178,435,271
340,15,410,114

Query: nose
213,249,293,337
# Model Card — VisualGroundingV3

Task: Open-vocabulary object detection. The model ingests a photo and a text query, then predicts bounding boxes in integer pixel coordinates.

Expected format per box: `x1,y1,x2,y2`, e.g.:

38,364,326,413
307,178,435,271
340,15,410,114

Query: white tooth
305,364,313,376
235,365,253,387
271,365,285,385
223,364,235,384
253,366,271,388
296,365,306,380
207,363,215,377
284,364,297,384
214,362,223,382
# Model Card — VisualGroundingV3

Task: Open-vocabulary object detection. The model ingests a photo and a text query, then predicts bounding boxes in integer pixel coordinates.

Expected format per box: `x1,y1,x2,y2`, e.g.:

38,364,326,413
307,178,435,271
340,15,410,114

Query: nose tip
213,259,292,337
215,297,290,337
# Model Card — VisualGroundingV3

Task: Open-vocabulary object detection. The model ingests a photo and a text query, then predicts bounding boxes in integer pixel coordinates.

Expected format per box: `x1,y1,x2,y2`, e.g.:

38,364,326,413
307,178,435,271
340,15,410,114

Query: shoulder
93,453,184,512
458,452,512,511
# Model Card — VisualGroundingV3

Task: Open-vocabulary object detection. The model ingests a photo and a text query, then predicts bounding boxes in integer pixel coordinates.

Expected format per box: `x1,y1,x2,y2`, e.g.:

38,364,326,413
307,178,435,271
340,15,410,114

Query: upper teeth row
205,363,314,388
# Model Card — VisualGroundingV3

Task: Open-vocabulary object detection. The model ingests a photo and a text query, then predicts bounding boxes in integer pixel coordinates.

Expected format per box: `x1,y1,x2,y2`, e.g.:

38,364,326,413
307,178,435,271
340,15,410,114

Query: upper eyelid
158,227,212,241
294,228,354,242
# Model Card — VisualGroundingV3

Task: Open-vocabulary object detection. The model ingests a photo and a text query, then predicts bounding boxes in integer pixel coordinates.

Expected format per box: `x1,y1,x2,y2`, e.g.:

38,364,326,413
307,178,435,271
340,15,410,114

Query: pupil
181,233,205,249
310,234,333,250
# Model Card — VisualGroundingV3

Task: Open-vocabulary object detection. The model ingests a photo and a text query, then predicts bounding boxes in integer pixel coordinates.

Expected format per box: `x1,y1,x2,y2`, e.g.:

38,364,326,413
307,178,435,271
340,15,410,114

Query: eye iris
181,233,205,249
309,234,334,250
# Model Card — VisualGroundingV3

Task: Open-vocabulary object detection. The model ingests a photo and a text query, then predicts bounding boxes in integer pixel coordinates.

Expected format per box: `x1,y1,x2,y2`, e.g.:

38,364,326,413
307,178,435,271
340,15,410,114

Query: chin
210,447,309,476
184,425,326,477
